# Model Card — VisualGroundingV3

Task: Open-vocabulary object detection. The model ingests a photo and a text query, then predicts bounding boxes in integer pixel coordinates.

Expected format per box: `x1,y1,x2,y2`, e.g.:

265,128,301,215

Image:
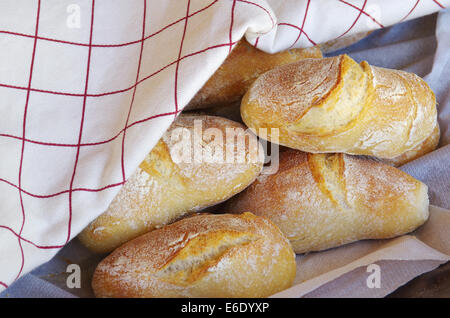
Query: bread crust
185,39,322,110
241,54,439,160
383,124,440,166
225,150,429,253
78,115,264,253
92,213,296,298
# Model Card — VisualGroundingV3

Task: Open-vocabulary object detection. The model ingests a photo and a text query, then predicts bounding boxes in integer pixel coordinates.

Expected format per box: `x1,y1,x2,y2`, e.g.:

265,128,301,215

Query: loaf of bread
241,54,439,164
185,39,322,110
225,150,429,254
78,115,264,253
92,212,296,298
384,125,440,166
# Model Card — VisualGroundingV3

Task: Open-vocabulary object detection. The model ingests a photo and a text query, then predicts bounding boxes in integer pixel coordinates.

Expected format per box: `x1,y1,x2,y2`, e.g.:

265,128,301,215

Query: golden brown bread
384,125,440,166
78,115,264,253
225,150,429,254
241,54,439,162
185,39,322,110
92,212,296,298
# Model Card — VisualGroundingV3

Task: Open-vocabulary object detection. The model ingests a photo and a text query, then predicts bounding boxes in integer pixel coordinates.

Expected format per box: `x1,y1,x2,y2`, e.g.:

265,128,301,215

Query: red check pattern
0,0,447,290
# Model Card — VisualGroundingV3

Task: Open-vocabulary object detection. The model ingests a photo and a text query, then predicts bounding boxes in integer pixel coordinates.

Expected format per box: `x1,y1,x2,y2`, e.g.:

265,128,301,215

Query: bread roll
384,125,440,166
226,150,429,254
92,212,296,298
78,115,264,253
185,39,322,110
241,54,439,162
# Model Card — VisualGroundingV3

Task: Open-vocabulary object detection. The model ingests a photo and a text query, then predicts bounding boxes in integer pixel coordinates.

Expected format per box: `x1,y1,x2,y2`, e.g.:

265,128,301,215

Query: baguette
225,150,429,253
241,54,439,164
78,115,264,253
92,212,296,298
185,39,322,110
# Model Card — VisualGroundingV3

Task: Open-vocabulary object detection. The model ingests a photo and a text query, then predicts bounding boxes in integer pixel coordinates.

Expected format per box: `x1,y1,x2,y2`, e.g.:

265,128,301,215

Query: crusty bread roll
92,212,296,298
225,150,429,254
185,39,322,110
384,125,440,166
241,54,439,162
78,115,264,253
